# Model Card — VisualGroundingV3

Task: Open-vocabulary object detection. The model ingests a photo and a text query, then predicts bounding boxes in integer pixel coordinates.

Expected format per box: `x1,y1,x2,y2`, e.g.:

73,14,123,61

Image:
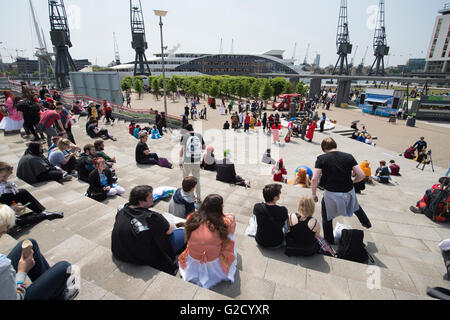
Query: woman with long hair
178,194,237,289
87,158,125,202
201,146,216,171
0,90,24,133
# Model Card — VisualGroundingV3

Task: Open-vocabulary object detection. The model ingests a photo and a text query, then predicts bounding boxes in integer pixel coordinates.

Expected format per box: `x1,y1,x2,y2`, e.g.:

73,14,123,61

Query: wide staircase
0,115,449,300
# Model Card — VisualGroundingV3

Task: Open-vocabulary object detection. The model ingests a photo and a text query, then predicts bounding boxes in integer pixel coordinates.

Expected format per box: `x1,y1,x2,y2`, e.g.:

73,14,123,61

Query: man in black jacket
16,98,44,142
111,185,186,275
77,144,95,183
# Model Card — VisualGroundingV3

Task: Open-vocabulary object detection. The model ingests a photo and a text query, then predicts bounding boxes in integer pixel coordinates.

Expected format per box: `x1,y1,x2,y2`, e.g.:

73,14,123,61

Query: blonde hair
57,138,71,150
0,204,16,230
298,196,315,217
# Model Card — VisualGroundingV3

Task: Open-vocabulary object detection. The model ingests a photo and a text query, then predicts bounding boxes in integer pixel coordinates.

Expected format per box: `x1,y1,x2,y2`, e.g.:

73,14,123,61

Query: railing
4,77,182,122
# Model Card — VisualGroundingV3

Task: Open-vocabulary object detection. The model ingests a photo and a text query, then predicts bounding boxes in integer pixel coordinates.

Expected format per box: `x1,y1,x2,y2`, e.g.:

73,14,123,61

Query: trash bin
406,117,416,127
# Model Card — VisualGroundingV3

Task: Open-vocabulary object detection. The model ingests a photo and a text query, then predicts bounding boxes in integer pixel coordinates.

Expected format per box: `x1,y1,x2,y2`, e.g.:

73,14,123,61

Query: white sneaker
70,170,78,178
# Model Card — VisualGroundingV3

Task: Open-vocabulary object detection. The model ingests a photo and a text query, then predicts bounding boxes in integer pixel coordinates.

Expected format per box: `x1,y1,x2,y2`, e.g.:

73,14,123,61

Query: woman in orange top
360,160,373,183
178,194,237,289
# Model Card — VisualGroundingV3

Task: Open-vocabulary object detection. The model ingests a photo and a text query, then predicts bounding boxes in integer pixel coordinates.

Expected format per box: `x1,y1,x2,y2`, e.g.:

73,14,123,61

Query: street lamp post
154,10,168,116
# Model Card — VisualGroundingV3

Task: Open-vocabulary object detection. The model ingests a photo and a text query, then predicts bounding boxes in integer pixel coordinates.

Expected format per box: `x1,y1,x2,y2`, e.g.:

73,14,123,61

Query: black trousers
320,120,325,132
23,122,42,140
321,198,371,244
138,153,159,165
61,156,77,173
65,125,76,144
36,170,64,183
105,112,115,123
0,189,47,227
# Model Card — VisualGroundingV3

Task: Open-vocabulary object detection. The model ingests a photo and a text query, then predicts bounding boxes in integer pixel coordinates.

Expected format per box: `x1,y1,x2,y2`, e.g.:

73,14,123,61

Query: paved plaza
0,96,449,300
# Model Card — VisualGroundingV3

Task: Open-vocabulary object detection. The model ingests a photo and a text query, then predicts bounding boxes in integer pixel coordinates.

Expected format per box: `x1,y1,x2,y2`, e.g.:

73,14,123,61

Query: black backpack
337,229,374,264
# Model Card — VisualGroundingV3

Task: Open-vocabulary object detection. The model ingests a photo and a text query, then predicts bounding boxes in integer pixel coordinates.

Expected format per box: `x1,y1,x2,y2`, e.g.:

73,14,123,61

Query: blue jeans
445,165,450,177
168,228,186,254
7,239,71,300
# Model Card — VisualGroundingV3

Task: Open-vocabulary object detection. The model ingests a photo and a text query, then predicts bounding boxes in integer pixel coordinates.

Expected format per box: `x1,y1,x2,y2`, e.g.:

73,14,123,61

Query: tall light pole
154,10,168,116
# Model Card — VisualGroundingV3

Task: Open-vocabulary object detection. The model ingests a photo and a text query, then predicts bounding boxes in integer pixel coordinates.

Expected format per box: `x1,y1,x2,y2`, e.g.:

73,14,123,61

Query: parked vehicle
272,94,302,111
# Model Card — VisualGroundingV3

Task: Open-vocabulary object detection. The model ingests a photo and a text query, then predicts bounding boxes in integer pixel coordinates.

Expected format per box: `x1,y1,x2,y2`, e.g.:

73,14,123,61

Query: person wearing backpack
409,177,450,223
311,138,372,245
179,124,206,202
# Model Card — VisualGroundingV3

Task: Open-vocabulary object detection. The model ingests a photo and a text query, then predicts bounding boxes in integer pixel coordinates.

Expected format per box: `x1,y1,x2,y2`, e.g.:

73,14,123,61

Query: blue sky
0,0,446,67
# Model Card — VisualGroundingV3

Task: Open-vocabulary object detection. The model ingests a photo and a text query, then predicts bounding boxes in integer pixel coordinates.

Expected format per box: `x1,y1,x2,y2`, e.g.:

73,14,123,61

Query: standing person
103,101,115,124
305,120,317,143
238,111,244,130
161,112,167,132
319,113,326,133
179,124,206,202
202,105,207,120
413,137,427,154
262,113,267,132
126,92,131,108
15,98,43,142
253,184,288,248
232,113,239,131
244,112,250,133
57,102,76,145
155,111,163,137
178,194,237,289
37,104,66,148
0,91,24,133
184,105,190,119
311,138,372,244
271,122,282,144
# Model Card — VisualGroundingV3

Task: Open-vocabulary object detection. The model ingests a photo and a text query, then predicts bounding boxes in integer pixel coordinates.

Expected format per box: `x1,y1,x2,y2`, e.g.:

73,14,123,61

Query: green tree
250,81,261,99
167,77,178,102
295,81,308,97
261,81,274,108
152,77,161,100
134,76,144,100
284,82,294,94
209,82,220,98
270,77,287,97
121,76,133,93
187,82,200,97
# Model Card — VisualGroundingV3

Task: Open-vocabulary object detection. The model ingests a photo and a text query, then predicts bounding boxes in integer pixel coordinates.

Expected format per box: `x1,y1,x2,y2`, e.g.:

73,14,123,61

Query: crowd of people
1,85,449,300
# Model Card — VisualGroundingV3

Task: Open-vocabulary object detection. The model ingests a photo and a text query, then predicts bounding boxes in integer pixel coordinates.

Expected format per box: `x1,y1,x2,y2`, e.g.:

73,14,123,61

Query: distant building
313,54,321,67
424,4,450,73
406,58,426,72
11,58,39,76
73,59,92,71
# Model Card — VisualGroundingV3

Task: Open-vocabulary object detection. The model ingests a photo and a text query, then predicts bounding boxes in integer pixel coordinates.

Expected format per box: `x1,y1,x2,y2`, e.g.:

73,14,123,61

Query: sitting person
94,140,116,168
223,121,230,130
365,136,373,145
253,184,288,248
403,146,416,159
293,167,311,188
135,131,159,165
129,122,136,136
48,139,78,178
200,146,216,171
87,158,124,202
0,205,78,300
272,158,287,183
85,116,95,135
373,160,391,184
285,196,335,257
389,160,401,176
133,125,141,139
87,119,117,141
168,176,197,219
409,177,450,223
178,194,237,289
77,144,96,183
216,150,250,187
17,142,71,185
261,149,276,165
111,185,186,275
360,160,373,184
72,100,87,117
150,126,162,139
0,163,64,233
